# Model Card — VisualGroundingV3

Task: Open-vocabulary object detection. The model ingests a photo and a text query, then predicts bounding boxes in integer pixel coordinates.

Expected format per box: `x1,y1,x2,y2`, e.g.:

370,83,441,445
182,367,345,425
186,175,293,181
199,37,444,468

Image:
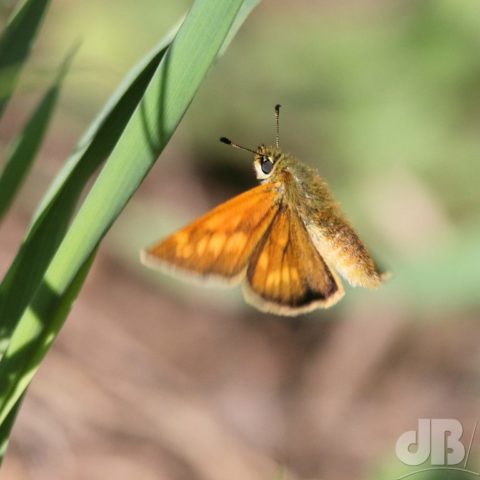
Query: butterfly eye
261,156,274,174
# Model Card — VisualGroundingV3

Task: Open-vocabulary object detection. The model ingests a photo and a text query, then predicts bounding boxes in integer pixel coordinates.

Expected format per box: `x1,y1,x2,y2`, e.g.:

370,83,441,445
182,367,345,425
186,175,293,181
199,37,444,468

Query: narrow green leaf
0,0,50,117
0,0,260,426
0,393,24,463
0,250,95,426
0,0,256,334
0,31,173,350
37,0,248,298
0,47,76,222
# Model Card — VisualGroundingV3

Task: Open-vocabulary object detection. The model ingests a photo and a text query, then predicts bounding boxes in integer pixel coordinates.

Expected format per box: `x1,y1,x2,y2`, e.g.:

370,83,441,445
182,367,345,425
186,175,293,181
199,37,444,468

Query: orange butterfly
141,105,387,315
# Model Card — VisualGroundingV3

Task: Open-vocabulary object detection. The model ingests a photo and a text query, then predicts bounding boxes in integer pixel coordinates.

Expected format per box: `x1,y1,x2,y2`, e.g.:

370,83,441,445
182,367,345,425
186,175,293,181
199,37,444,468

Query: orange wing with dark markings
141,183,281,283
244,205,344,315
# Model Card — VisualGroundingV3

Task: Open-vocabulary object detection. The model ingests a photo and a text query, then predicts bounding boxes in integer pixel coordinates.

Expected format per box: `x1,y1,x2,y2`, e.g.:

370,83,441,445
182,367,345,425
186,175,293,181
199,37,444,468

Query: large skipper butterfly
141,105,388,315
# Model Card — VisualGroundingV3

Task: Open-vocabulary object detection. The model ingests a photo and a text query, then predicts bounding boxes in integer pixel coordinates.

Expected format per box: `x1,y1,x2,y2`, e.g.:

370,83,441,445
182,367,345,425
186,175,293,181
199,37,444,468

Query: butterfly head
253,144,284,180
221,104,289,182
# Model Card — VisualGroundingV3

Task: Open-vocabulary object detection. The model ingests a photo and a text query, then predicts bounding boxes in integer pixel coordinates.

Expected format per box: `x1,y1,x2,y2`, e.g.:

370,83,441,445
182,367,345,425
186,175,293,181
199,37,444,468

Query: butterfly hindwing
307,215,386,288
244,205,344,315
141,183,281,283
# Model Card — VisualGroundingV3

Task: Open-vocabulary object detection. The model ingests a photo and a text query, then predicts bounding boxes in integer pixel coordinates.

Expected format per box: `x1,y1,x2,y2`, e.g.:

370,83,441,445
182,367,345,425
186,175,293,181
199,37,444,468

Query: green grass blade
0,249,95,422
0,0,50,117
31,27,177,223
0,48,75,222
0,32,173,351
38,0,250,288
0,393,24,463
0,0,260,426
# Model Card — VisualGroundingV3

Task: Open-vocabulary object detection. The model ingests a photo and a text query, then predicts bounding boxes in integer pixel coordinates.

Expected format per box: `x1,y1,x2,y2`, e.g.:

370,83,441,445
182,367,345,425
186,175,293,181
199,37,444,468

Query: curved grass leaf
0,250,95,461
0,47,76,222
0,393,24,464
0,0,260,427
0,0,50,117
0,30,175,351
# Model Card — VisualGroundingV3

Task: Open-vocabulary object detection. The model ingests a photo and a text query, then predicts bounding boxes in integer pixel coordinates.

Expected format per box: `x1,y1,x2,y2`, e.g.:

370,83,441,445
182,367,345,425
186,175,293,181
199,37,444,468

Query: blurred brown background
1,0,479,479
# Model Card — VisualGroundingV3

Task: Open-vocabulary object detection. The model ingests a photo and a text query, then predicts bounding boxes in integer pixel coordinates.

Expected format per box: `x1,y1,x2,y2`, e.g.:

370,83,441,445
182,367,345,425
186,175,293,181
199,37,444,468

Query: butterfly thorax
254,145,340,223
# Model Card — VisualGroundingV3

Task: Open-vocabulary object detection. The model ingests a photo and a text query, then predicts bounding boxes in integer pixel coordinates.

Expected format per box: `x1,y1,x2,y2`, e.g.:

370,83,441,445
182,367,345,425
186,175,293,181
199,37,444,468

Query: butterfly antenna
219,137,259,155
274,104,281,148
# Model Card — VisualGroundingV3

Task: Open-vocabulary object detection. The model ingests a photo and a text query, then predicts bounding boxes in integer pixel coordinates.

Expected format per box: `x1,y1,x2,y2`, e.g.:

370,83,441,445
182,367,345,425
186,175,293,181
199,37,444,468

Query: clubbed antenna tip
219,136,259,155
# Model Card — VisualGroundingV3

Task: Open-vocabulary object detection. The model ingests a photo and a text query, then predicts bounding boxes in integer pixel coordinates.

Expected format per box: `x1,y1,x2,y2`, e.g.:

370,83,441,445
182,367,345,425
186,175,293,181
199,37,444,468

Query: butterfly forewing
244,206,344,315
141,183,281,282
